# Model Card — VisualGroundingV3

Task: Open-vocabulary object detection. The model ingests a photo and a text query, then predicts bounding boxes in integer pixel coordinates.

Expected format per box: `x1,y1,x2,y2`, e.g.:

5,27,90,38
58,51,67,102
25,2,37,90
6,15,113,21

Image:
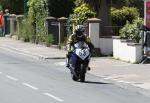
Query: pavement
1,37,150,92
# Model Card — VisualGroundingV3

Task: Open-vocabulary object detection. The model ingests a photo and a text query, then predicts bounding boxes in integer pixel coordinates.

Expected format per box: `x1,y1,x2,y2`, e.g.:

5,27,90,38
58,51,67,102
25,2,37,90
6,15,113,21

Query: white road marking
54,62,66,66
117,80,125,83
132,83,150,90
6,75,18,81
112,64,131,67
0,72,2,74
43,93,64,102
117,80,130,84
103,77,112,80
22,83,39,90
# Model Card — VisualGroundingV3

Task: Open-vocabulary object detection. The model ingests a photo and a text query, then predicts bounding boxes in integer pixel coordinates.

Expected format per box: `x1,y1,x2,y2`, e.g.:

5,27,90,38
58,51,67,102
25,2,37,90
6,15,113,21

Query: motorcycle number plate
75,49,90,60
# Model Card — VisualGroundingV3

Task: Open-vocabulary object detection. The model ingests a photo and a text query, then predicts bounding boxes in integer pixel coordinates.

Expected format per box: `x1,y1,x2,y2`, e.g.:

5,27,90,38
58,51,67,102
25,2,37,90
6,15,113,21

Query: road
0,48,150,103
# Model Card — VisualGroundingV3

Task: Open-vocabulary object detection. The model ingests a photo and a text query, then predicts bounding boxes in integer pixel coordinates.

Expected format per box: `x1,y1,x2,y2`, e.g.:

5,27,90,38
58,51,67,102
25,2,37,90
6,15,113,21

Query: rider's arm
85,36,94,51
67,35,73,52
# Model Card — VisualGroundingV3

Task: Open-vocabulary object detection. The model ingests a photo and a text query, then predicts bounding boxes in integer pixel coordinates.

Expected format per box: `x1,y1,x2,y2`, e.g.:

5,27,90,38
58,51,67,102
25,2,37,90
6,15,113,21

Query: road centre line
6,75,18,81
22,82,39,90
43,93,64,102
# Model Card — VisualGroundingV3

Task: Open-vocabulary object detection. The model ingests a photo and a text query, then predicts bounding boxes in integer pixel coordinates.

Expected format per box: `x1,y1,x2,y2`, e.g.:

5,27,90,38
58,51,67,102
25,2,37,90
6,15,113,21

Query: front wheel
71,73,78,81
80,73,85,82
80,64,86,82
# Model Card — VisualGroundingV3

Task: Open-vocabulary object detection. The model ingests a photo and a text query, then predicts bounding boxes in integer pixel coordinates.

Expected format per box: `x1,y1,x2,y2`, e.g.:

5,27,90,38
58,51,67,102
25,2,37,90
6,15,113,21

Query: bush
27,0,48,43
45,34,54,47
119,18,144,43
111,7,139,26
72,3,96,24
19,18,34,42
17,0,53,45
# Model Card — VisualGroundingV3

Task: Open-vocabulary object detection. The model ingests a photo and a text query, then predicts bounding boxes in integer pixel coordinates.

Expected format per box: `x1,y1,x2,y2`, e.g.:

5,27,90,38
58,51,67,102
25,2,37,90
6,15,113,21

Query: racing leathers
66,33,94,69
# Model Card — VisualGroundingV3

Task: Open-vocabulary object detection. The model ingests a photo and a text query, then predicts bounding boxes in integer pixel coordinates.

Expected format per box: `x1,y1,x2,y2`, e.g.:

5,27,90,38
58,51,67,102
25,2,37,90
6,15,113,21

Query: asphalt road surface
0,48,150,103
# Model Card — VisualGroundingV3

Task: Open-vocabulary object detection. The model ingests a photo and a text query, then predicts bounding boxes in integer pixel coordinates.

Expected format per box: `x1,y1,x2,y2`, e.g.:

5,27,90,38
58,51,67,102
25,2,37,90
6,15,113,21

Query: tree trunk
98,0,112,37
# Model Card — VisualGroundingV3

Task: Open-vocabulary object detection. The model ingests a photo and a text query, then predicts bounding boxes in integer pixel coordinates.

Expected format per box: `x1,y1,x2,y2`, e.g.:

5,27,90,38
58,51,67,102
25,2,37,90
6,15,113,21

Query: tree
47,0,75,17
0,0,24,14
72,3,96,24
112,0,144,17
80,0,112,36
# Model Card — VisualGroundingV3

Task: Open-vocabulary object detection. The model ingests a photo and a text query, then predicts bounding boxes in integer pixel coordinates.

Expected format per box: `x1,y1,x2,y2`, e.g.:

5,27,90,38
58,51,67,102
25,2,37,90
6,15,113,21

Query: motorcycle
67,41,91,82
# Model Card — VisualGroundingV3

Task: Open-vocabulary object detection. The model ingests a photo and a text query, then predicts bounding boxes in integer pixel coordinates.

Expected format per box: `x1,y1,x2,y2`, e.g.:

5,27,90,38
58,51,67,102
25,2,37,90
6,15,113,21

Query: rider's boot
66,63,69,68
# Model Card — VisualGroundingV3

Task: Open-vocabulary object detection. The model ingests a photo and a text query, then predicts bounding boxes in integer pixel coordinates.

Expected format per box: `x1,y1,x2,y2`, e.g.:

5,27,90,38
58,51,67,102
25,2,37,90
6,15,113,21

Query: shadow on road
83,81,111,85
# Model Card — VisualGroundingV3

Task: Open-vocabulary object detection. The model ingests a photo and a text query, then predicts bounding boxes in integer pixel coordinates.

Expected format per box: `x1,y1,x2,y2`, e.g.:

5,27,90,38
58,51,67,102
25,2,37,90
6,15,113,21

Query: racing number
79,50,86,56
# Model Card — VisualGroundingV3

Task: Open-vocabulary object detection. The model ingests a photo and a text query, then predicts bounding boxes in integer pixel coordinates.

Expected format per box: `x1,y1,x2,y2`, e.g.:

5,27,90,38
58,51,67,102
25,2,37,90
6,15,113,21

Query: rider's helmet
75,25,85,37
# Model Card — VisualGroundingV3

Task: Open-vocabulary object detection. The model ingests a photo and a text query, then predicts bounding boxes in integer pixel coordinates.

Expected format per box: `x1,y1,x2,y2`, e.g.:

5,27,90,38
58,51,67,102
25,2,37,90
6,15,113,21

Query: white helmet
75,25,85,37
75,25,85,32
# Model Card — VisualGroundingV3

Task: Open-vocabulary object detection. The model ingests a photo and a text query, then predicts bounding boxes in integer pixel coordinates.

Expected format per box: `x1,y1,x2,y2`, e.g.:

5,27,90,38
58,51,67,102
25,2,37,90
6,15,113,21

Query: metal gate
140,25,150,63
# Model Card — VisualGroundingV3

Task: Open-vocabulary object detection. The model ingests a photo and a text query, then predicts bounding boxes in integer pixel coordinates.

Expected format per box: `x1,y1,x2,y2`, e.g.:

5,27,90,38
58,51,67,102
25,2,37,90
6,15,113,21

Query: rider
66,25,94,69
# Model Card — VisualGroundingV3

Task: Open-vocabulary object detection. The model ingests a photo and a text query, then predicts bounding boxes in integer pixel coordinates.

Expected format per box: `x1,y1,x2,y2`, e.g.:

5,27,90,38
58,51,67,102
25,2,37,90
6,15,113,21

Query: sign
145,1,150,28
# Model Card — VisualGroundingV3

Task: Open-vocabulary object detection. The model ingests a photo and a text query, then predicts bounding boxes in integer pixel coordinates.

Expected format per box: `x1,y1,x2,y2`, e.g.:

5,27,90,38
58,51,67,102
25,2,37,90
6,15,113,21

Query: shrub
111,7,139,26
72,3,96,24
19,18,34,42
27,0,48,43
17,0,54,45
45,34,54,47
119,18,144,43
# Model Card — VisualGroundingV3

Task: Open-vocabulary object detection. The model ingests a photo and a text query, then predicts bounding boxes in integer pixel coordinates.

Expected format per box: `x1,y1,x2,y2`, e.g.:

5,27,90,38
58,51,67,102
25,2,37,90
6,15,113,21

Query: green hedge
72,3,96,24
119,18,143,43
111,7,139,26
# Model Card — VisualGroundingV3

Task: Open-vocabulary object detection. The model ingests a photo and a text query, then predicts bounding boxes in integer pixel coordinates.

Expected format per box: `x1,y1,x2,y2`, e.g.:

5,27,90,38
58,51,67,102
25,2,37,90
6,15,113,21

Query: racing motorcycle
67,41,91,82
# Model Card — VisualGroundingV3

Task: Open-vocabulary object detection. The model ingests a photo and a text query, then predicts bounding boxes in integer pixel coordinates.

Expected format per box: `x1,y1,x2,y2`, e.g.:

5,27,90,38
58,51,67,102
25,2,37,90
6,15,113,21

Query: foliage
74,0,84,6
17,0,53,45
111,7,139,26
112,0,143,7
112,0,144,17
46,34,54,47
20,18,34,42
76,0,101,15
47,0,75,17
0,0,24,14
119,18,144,43
72,3,96,24
66,15,73,35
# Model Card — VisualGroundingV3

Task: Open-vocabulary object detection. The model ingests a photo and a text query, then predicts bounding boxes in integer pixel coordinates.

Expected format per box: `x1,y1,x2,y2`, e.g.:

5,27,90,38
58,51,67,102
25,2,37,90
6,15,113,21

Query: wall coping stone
58,17,68,23
112,36,120,39
127,43,142,46
46,16,56,20
88,18,101,23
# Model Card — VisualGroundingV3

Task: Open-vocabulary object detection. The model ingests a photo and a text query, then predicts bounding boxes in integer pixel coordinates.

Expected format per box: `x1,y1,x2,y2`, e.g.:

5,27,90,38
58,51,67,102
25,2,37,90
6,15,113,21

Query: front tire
80,64,86,82
71,73,78,81
80,73,85,82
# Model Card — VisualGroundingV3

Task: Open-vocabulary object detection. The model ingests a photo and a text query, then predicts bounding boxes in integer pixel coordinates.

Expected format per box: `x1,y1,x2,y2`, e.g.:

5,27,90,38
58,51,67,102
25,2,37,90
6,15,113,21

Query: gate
46,17,59,44
46,17,68,45
140,25,150,63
